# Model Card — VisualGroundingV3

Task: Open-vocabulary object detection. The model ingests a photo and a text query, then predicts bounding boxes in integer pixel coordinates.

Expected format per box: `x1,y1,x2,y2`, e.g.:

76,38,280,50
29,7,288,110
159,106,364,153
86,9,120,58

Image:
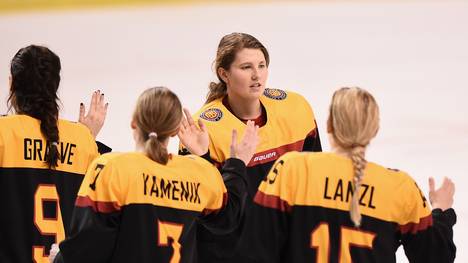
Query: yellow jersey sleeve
398,176,432,233
255,152,301,212
76,153,124,213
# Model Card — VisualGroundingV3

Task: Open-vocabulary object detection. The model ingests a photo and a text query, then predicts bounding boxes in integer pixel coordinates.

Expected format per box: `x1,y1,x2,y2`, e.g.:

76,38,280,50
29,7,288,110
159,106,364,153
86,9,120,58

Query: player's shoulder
172,154,217,171
196,99,225,123
0,114,24,126
368,162,410,179
172,154,222,182
262,88,308,104
279,151,330,165
367,161,415,189
58,119,92,135
93,152,126,166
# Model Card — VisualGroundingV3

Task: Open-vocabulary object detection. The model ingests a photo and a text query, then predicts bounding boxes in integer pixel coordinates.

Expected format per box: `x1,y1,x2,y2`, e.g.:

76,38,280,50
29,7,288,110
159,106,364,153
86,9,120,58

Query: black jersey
252,152,456,263
0,115,99,263
54,152,248,263
180,88,322,262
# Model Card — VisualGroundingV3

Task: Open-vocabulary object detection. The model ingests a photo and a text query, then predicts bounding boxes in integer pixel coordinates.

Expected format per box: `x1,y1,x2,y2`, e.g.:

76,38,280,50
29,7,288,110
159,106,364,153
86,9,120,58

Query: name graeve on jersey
323,177,376,209
143,173,201,204
24,138,76,165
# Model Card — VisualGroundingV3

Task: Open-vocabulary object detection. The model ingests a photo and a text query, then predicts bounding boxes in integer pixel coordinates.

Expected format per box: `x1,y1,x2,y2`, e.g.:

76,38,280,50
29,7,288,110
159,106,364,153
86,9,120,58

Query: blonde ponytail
145,136,169,165
328,87,380,227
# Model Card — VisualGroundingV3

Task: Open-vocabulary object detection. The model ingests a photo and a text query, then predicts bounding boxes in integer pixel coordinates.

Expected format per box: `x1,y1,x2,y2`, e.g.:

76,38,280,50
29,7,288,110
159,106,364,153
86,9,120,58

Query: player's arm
96,141,112,154
200,121,259,234
298,96,321,153
401,177,456,263
54,159,121,263
302,121,322,152
250,156,292,263
200,158,248,234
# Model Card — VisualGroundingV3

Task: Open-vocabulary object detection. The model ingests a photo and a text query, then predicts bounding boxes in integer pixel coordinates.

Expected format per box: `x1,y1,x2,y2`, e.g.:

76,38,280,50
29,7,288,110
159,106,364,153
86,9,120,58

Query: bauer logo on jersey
264,88,287,100
200,108,223,122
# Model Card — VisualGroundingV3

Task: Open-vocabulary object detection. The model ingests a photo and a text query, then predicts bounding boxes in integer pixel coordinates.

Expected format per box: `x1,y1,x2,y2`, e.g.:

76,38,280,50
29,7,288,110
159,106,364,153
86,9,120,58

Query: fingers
180,109,190,130
198,118,207,133
443,177,455,196
230,129,238,155
231,129,238,145
243,120,260,146
429,177,435,193
78,102,85,122
90,90,99,112
183,108,196,126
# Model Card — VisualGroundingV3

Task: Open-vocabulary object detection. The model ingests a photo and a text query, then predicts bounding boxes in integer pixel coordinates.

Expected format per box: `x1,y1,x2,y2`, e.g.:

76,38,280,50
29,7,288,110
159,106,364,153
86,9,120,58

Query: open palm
230,120,259,165
178,108,209,156
428,177,455,211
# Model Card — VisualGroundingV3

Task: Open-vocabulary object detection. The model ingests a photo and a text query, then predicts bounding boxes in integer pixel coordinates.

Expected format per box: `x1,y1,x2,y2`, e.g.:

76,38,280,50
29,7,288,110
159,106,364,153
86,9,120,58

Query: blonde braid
349,145,367,227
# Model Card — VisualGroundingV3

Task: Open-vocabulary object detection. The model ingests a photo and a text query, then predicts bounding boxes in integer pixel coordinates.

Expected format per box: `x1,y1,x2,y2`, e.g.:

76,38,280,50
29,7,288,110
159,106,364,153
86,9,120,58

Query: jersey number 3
33,184,65,263
311,223,375,263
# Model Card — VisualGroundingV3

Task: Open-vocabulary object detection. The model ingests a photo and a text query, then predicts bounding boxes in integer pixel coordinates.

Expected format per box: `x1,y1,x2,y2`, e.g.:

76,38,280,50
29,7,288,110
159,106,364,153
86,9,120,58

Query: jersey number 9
33,184,64,263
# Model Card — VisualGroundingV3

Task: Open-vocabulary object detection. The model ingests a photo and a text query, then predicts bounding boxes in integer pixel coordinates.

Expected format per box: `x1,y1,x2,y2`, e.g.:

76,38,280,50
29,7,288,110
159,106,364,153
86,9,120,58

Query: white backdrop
1,1,467,262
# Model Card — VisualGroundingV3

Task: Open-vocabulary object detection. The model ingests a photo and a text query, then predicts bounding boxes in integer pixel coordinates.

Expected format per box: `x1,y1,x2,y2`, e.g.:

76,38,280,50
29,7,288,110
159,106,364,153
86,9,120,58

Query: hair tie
51,142,58,146
148,132,158,139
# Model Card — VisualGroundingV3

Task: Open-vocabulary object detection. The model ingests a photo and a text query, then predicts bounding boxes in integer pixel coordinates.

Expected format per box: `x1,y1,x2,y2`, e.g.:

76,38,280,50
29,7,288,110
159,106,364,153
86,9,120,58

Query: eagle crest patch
200,108,223,122
264,88,287,100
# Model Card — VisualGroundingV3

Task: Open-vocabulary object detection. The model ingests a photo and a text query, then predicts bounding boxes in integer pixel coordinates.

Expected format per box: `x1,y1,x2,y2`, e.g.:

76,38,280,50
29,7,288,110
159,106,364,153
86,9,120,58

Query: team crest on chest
200,108,223,122
264,88,287,100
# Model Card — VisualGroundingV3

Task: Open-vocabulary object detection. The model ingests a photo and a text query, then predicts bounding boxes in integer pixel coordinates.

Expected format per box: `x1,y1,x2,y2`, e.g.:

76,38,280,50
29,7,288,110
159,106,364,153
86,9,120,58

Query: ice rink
1,1,467,261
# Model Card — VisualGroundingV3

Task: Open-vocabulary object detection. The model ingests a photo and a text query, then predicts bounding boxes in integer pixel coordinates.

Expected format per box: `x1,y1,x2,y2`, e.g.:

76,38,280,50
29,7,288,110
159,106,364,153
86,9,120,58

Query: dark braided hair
8,45,61,168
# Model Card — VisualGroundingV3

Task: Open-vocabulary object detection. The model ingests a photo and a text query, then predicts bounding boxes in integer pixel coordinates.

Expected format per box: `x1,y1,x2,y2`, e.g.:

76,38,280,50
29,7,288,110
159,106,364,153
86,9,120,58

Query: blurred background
1,0,467,262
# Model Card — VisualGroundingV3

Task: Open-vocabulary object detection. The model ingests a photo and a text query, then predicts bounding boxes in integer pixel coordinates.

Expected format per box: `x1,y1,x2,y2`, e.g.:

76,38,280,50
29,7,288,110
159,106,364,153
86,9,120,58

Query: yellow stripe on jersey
256,152,432,226
192,89,316,165
77,152,227,213
0,115,98,174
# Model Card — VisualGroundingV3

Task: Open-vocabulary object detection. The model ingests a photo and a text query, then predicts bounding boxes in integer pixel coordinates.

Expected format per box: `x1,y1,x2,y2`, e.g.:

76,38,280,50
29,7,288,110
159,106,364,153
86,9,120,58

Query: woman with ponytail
52,87,259,263
252,87,456,262
179,32,322,262
0,45,103,263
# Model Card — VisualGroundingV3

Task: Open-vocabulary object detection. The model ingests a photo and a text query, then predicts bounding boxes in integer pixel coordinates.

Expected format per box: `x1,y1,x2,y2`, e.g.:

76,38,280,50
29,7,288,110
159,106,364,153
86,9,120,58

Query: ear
130,119,137,130
326,116,333,133
217,67,229,84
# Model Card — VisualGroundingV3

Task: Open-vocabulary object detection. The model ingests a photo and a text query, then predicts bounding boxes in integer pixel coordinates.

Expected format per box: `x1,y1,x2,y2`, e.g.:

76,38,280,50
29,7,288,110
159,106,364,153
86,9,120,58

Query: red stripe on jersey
247,139,305,167
75,196,121,213
399,214,433,234
307,127,317,138
253,191,291,213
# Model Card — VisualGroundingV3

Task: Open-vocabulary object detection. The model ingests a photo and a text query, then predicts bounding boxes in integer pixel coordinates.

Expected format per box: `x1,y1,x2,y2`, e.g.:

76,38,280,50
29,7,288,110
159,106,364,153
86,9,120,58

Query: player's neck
226,95,262,120
331,146,351,158
135,138,170,152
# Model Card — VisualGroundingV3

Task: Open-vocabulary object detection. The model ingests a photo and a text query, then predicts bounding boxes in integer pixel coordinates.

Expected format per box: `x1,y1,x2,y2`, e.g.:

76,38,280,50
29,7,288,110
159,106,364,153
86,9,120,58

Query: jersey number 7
158,220,184,263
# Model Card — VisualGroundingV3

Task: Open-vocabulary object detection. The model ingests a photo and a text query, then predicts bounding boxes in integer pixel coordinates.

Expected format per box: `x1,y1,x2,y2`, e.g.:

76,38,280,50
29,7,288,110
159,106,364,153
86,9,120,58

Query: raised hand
428,177,455,211
177,108,209,156
79,90,108,138
230,120,259,165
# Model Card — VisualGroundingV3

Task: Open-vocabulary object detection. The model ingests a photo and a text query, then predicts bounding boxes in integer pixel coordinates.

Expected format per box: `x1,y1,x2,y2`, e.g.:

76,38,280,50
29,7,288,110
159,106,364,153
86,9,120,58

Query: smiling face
219,48,269,102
